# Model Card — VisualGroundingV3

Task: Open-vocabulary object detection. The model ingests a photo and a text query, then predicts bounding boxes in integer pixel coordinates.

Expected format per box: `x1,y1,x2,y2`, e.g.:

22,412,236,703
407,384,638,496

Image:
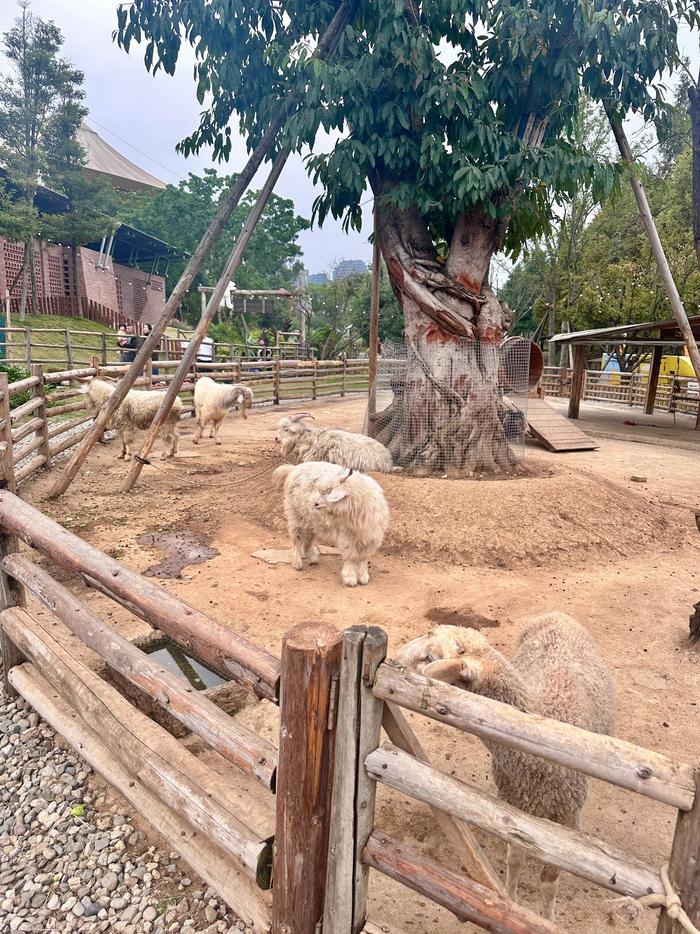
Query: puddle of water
137,529,219,578
144,639,225,690
425,607,500,630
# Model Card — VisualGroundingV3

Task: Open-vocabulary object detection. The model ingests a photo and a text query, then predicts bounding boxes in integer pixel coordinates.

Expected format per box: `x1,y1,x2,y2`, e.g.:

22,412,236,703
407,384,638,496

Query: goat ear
326,486,348,503
423,659,464,685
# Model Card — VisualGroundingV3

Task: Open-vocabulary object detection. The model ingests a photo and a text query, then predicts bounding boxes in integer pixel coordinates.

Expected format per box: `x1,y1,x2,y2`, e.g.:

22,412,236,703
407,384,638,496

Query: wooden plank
366,744,662,899
374,663,694,811
382,703,503,893
522,398,597,452
325,627,366,934
1,555,277,789
0,489,281,702
272,623,342,934
1,606,273,886
364,832,563,934
657,769,700,934
9,663,273,932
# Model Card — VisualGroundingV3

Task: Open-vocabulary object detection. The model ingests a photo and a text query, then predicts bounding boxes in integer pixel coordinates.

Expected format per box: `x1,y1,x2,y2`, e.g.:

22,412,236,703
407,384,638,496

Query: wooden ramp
518,397,598,452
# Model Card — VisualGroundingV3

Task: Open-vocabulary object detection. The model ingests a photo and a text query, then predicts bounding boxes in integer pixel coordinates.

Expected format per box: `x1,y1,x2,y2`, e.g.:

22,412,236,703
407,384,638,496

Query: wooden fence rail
0,359,369,489
541,365,700,417
373,661,695,811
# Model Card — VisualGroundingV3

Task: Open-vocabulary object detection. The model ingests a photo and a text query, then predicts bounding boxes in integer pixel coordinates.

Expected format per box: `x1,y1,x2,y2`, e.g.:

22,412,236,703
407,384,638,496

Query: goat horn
339,468,354,483
291,413,315,422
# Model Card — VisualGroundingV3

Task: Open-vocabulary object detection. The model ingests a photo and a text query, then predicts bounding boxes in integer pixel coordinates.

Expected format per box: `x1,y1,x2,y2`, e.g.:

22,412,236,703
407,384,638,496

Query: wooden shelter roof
549,315,700,346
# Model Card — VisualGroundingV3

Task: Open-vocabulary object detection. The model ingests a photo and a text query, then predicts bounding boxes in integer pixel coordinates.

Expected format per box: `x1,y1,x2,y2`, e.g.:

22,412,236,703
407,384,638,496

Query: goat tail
272,464,294,490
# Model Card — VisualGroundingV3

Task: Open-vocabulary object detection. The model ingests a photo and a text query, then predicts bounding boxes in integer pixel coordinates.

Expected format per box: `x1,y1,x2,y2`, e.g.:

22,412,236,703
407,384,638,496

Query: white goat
273,461,389,586
275,414,393,474
80,377,182,461
193,376,254,445
394,614,615,921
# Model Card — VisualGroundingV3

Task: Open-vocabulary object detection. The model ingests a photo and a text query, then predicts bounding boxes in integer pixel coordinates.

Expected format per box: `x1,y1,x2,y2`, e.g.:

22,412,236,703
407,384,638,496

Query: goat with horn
275,413,393,473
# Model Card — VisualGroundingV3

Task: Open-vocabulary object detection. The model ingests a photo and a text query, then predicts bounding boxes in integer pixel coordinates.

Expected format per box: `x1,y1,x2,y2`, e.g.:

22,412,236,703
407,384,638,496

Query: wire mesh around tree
365,337,531,475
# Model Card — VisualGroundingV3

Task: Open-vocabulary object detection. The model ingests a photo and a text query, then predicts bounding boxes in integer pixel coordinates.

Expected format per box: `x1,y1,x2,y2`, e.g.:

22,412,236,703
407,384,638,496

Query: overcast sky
1,0,698,279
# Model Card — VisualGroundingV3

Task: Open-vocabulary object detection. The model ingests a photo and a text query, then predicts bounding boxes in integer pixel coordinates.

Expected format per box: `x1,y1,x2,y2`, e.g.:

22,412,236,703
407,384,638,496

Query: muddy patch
137,529,219,578
425,606,500,629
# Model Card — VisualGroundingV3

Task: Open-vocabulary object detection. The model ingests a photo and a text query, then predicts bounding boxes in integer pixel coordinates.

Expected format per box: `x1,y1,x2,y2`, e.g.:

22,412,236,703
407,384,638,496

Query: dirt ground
21,397,700,933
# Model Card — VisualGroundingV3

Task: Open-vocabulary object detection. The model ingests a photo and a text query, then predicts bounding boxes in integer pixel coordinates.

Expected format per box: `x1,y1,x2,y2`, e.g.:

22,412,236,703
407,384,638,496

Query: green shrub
0,362,32,409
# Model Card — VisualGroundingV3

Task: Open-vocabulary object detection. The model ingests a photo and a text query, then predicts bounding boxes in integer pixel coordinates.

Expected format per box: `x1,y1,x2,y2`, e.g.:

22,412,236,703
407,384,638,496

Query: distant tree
564,150,700,341
347,264,404,347
0,2,109,317
120,0,695,471
122,169,309,325
657,66,693,173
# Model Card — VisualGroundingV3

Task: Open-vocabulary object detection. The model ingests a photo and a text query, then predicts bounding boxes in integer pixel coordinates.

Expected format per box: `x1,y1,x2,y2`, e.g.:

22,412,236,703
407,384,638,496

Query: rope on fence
609,864,699,933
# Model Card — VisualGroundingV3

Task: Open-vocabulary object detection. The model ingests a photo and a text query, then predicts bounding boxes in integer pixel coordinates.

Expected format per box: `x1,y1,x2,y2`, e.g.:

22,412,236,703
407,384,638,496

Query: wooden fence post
101,332,108,366
324,627,386,934
65,329,73,369
657,771,700,934
0,431,24,694
0,373,16,495
23,329,32,368
568,346,587,419
312,359,318,401
272,623,342,934
273,357,281,406
353,628,387,929
325,626,366,934
31,365,51,470
341,358,347,398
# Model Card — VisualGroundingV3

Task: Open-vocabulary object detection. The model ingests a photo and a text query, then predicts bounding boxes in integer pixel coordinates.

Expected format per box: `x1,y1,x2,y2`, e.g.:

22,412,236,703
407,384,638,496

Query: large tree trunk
372,194,516,474
689,84,700,272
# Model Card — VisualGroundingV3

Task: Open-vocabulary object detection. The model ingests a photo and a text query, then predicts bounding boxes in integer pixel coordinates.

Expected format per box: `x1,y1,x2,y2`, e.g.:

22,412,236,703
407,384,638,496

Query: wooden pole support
657,770,700,934
645,345,663,415
366,743,662,899
45,0,361,501
381,703,503,893
363,832,564,934
31,365,51,469
607,108,700,388
368,208,381,425
568,344,587,419
272,623,342,934
123,150,290,493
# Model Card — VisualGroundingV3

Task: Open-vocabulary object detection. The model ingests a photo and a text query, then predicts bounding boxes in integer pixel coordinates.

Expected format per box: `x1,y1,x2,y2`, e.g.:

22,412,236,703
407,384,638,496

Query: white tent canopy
77,123,166,192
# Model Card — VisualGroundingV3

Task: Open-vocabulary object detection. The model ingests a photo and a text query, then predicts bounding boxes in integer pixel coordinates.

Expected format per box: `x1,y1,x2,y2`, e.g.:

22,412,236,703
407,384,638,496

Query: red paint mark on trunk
422,324,461,345
454,272,482,294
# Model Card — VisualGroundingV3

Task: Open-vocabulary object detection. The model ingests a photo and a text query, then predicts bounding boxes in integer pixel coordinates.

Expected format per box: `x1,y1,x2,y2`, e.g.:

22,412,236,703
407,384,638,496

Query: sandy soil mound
381,468,680,569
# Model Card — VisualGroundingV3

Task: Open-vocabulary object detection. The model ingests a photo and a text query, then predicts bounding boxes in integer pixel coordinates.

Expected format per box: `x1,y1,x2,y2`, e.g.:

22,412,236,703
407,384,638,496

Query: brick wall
0,238,166,324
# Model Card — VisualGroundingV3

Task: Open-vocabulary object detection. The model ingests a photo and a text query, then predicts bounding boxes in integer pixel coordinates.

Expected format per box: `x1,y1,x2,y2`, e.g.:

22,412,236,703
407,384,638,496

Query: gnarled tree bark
372,189,516,473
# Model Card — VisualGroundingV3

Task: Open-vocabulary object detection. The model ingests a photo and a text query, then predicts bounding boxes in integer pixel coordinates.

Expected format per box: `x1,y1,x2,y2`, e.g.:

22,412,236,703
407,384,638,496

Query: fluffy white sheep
275,413,393,473
80,377,182,461
272,461,389,586
394,614,615,921
193,376,254,445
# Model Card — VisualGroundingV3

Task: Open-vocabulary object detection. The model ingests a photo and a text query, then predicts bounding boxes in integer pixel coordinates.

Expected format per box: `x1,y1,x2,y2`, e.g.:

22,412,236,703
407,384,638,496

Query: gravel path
1,692,252,934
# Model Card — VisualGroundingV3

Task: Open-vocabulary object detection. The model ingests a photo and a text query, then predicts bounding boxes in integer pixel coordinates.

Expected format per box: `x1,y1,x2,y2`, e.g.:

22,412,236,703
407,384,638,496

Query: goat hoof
308,548,320,565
